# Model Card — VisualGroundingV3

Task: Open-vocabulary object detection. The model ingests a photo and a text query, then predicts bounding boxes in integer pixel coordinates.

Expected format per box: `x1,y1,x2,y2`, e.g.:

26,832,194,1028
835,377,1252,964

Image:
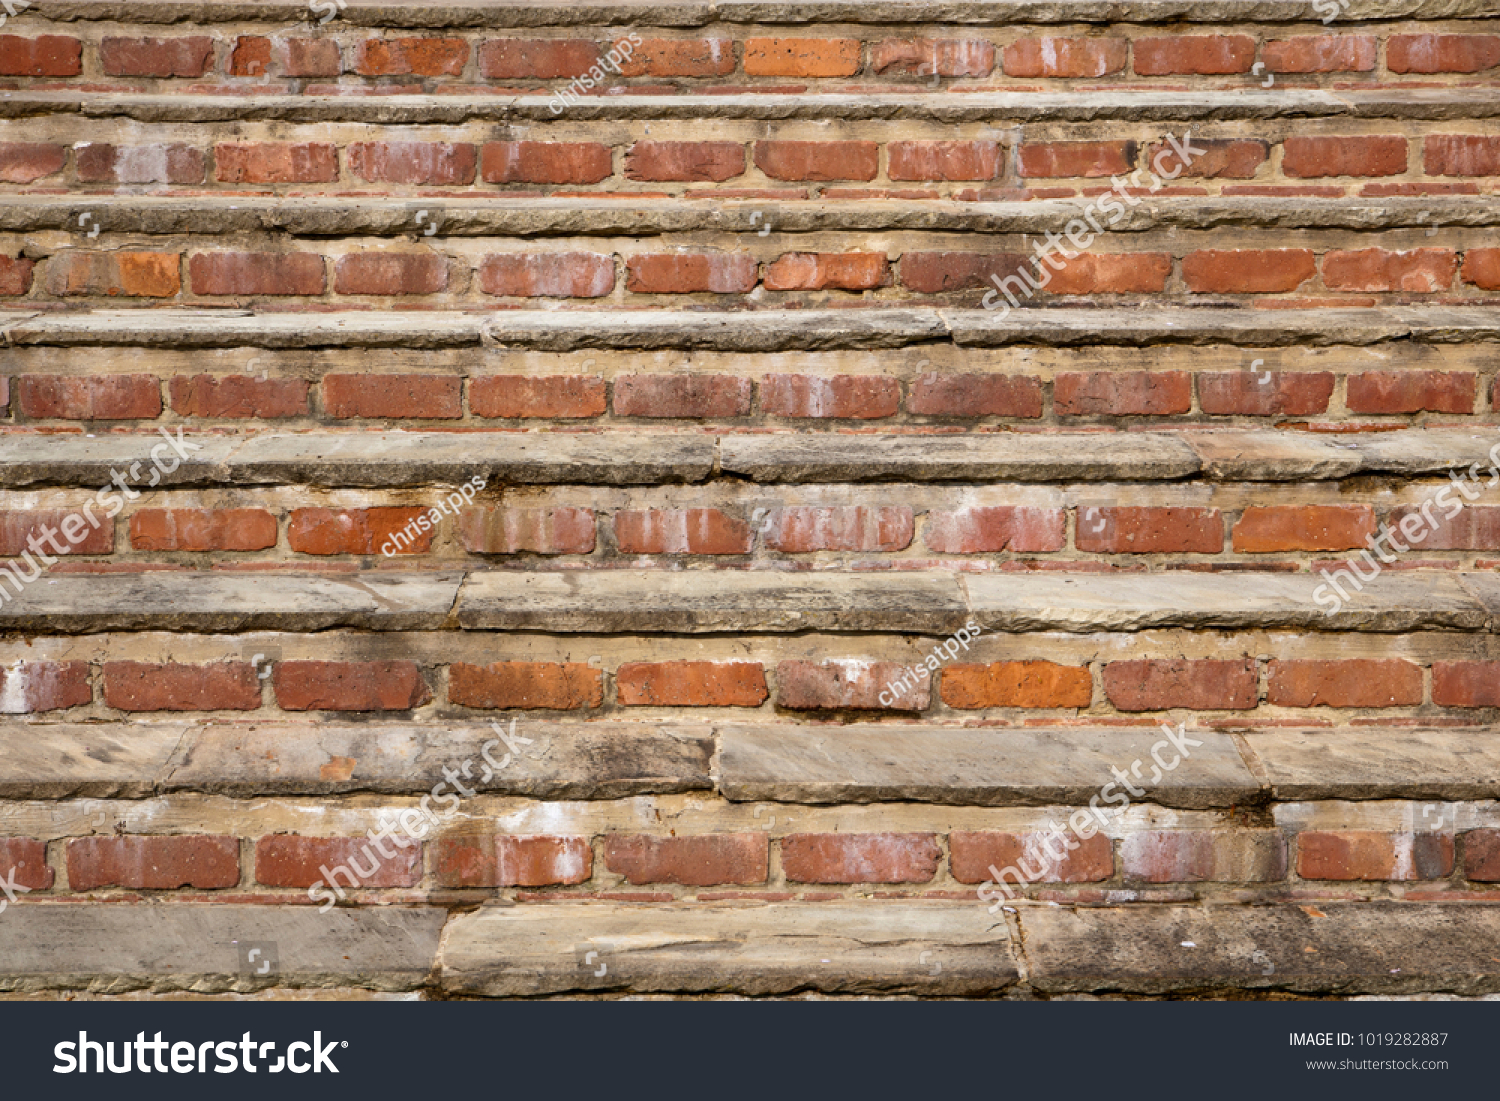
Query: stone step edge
6,306,1499,349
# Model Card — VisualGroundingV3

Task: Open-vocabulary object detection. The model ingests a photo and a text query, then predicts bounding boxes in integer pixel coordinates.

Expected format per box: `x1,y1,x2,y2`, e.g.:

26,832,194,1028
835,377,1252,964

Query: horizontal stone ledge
1187,428,1500,482
1247,726,1500,801
3,310,487,349
0,904,443,994
1020,902,1500,995
441,901,1018,997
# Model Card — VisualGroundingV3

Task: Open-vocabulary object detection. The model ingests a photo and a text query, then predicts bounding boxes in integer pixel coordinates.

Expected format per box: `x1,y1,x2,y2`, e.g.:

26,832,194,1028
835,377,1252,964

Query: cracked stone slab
5,311,486,348
1348,429,1500,477
457,570,970,633
0,722,192,799
1019,902,1500,995
0,434,238,487
1246,727,1500,801
0,573,463,633
963,571,1489,633
719,432,1200,483
1185,431,1364,482
164,721,713,798
718,725,1259,808
441,902,1016,997
487,309,945,351
0,905,444,994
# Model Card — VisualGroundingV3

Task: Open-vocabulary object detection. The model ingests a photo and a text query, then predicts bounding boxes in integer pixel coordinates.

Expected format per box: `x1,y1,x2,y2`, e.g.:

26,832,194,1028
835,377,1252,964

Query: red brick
924,506,1064,553
1198,372,1335,415
899,251,1029,293
1463,249,1500,289
255,835,419,888
169,375,309,419
1323,247,1456,292
617,38,735,78
17,375,161,420
0,256,31,296
616,661,768,707
285,38,341,77
1283,135,1408,178
0,35,81,76
75,143,204,184
448,662,602,710
287,507,432,556
470,375,605,418
1121,831,1287,883
782,833,940,883
0,509,112,556
129,508,276,552
214,142,337,184
1018,141,1136,178
604,833,767,886
228,35,271,76
753,140,878,181
354,37,468,76
347,141,475,185
1388,505,1500,551
189,252,325,296
323,374,460,419
626,252,756,294
763,253,889,291
45,252,180,298
889,140,1002,181
624,141,744,182
1268,659,1421,708
459,507,596,554
764,505,913,552
68,836,239,890
1263,35,1376,72
0,839,53,890
613,375,751,417
909,373,1044,417
1298,831,1453,880
100,36,212,77
950,830,1112,884
478,253,614,298
477,38,600,78
1387,33,1500,74
0,661,91,714
434,835,591,887
1463,830,1500,880
941,661,1091,709
0,142,65,183
1133,35,1256,74
872,38,995,76
775,659,927,711
1046,253,1171,295
273,660,430,711
103,662,260,711
1345,371,1474,414
225,36,339,77
1102,659,1258,711
614,508,751,554
334,253,447,296
481,141,612,185
1002,36,1125,77
1054,371,1191,415
761,374,899,418
1182,249,1316,293
1425,135,1500,177
1076,507,1223,554
1232,505,1376,552
1433,661,1500,708
1145,138,1267,179
743,37,860,77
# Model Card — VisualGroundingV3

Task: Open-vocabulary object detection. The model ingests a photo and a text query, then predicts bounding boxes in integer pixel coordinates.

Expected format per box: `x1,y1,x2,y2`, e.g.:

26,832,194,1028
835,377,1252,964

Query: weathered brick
0,509,112,556
75,143,205,184
1387,33,1500,73
899,251,1029,294
872,38,996,76
625,253,757,294
189,252,325,297
909,373,1044,417
129,508,276,552
775,659,927,711
614,508,751,554
1263,35,1376,72
925,506,1064,553
0,35,82,76
478,253,614,298
753,141,878,181
1054,371,1192,415
434,836,591,887
1387,505,1500,551
889,140,1003,181
743,37,860,77
783,833,940,883
1298,831,1453,881
0,256,31,296
1183,249,1317,293
1046,253,1172,294
284,37,342,76
68,836,239,890
1345,371,1474,414
950,830,1113,884
1076,506,1223,554
613,375,751,418
1268,659,1422,708
347,141,476,185
941,661,1091,709
286,507,432,556
0,661,91,715
1002,36,1125,77
459,507,596,555
0,142,65,183
1018,140,1135,178
103,662,260,712
477,38,600,78
227,35,271,75
45,252,180,298
624,141,745,182
764,505,913,552
169,374,309,419
1232,505,1377,552
17,375,161,420
1198,372,1335,415
617,38,735,78
1463,830,1500,880
1122,831,1287,883
1424,135,1500,177
1323,247,1456,292
322,374,461,419
761,374,899,418
604,833,768,885
1283,135,1408,178
1102,658,1258,711
0,839,53,890
273,660,430,711
448,662,602,710
334,253,447,296
1433,661,1500,708
470,374,605,418
1463,249,1500,289
100,36,213,77
354,37,468,76
481,141,612,185
763,252,889,291
1133,35,1256,74
214,142,338,184
616,661,768,707
255,836,420,888
1145,138,1267,179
